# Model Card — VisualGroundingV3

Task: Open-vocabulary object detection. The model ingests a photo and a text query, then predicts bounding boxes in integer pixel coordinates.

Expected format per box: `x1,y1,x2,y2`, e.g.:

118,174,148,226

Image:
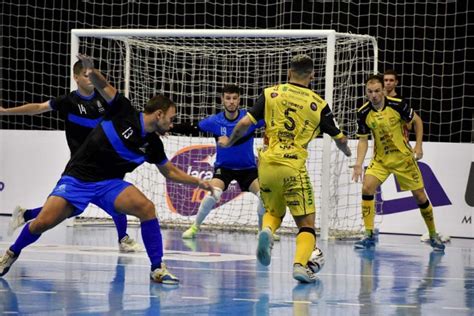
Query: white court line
337,303,364,306
389,304,417,308
0,241,254,263
181,296,209,300
30,290,57,294
79,292,106,296
285,300,312,304
442,307,470,311
233,298,260,302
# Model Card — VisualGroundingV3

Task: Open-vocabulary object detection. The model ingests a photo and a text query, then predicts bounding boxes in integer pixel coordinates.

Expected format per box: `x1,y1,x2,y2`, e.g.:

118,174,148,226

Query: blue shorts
49,176,132,217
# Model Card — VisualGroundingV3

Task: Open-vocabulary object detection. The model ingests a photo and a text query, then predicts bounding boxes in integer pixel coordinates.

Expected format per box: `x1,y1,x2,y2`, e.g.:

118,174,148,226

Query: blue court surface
0,216,472,315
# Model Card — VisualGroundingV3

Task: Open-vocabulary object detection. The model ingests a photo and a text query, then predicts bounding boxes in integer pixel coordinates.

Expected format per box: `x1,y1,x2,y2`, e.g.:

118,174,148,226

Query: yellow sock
362,195,375,235
293,228,316,266
262,212,282,234
419,201,436,236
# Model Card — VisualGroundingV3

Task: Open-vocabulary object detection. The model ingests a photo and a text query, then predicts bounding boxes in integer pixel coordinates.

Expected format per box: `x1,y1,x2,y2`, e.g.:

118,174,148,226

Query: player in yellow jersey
352,74,445,252
218,54,352,283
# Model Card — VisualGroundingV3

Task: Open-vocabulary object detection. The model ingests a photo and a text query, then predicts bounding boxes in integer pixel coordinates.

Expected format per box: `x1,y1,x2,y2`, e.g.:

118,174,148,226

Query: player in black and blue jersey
0,54,214,284
0,60,143,252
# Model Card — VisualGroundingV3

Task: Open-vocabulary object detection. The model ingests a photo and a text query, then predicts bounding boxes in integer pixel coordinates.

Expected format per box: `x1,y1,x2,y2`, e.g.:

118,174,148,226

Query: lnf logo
375,161,452,215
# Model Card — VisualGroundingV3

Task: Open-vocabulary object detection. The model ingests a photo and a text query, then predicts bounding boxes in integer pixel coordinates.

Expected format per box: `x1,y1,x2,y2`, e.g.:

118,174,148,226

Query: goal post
70,29,378,240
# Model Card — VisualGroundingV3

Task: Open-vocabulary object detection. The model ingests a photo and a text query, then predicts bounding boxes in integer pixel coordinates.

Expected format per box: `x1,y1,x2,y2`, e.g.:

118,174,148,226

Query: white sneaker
293,263,318,283
7,206,26,236
150,263,179,284
0,249,18,277
119,236,144,253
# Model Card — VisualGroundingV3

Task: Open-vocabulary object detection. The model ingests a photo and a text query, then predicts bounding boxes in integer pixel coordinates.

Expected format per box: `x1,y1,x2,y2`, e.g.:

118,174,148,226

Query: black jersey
50,90,109,155
63,93,168,181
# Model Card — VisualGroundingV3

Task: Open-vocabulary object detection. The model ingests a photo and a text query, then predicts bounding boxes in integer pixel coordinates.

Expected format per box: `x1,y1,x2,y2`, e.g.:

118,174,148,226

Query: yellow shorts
365,154,424,191
258,162,315,218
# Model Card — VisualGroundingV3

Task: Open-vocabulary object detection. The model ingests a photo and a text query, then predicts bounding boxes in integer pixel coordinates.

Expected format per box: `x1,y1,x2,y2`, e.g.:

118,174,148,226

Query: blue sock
112,214,128,242
24,207,42,222
10,223,41,255
140,218,163,271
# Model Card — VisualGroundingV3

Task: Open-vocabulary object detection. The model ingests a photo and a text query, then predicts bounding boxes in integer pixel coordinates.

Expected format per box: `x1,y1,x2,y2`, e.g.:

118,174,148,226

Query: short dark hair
221,84,241,95
366,74,384,87
383,69,399,81
145,95,176,114
290,54,313,77
73,60,85,76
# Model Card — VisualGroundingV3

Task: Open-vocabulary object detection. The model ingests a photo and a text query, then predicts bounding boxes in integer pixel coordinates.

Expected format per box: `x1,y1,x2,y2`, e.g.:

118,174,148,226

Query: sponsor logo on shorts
310,102,317,111
271,92,278,98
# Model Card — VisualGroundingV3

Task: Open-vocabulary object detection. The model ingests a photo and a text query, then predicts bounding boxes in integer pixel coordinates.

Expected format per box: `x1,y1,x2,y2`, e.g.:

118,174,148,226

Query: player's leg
112,213,144,253
7,206,42,236
182,177,225,239
285,167,318,283
110,183,178,284
246,175,281,241
354,160,387,249
394,155,445,251
256,163,287,266
1,196,75,277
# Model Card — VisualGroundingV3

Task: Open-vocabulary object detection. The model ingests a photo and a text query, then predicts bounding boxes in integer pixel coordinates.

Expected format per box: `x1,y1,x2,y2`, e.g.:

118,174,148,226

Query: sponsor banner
0,131,472,238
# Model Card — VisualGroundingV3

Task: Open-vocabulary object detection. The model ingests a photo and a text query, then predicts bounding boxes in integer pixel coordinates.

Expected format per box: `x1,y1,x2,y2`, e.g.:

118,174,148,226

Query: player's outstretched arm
218,115,253,148
334,136,352,157
0,101,51,115
352,137,369,182
76,54,117,103
157,161,214,194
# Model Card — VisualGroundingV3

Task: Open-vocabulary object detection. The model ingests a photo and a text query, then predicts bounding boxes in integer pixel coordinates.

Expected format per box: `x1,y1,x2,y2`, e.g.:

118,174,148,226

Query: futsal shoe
256,227,273,266
7,206,26,236
119,235,144,253
150,263,179,285
354,235,376,249
0,249,18,277
429,234,446,252
182,224,199,239
292,263,318,283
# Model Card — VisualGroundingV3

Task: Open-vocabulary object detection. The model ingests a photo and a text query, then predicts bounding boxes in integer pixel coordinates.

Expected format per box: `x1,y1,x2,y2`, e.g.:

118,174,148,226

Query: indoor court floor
0,216,472,315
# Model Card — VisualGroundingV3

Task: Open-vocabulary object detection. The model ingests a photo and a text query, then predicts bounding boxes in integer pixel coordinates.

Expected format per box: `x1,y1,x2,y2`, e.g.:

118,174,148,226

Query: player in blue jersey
0,60,143,253
173,84,271,240
0,54,214,284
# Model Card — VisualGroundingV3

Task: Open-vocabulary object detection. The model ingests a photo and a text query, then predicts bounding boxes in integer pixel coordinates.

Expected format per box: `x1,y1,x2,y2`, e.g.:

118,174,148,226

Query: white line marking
442,307,470,311
389,305,417,308
80,292,106,296
182,296,209,300
233,298,260,302
30,290,57,294
337,303,364,306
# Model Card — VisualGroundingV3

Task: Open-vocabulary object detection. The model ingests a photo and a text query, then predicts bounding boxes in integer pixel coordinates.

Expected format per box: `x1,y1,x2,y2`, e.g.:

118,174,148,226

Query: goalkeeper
0,60,143,253
352,74,445,252
171,84,278,240
219,55,352,283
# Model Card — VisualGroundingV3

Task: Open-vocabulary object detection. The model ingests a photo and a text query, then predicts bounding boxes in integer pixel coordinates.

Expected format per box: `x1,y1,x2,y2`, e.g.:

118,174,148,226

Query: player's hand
413,145,423,160
217,136,230,148
77,54,95,70
352,164,363,182
335,136,352,157
198,180,214,196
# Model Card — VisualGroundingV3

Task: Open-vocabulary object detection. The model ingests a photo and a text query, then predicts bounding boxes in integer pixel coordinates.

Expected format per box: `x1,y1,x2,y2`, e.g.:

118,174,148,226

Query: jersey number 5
284,108,296,131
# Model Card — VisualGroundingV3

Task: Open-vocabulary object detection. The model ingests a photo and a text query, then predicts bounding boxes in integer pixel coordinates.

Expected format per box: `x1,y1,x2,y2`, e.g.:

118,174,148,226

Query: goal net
71,29,377,240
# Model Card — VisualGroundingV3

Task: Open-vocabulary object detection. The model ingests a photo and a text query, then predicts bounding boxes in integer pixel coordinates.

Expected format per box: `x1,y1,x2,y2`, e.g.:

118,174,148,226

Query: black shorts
213,167,258,191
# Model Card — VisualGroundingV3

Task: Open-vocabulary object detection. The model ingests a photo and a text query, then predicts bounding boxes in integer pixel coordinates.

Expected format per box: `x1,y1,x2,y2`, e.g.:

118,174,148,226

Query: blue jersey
63,93,168,181
198,109,264,170
50,90,110,155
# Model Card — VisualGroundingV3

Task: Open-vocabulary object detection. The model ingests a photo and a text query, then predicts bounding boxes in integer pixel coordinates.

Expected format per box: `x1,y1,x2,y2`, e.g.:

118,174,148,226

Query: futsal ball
307,247,325,274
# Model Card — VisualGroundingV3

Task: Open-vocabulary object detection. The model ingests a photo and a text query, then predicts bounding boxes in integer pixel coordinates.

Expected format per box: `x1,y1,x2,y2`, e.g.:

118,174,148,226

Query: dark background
0,1,472,142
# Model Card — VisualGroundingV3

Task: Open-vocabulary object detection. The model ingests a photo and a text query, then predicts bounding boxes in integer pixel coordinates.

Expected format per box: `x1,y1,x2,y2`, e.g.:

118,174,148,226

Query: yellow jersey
247,82,343,170
356,96,415,163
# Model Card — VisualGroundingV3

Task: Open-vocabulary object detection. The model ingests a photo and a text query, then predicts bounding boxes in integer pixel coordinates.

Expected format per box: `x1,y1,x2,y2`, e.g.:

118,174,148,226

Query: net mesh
72,33,375,238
